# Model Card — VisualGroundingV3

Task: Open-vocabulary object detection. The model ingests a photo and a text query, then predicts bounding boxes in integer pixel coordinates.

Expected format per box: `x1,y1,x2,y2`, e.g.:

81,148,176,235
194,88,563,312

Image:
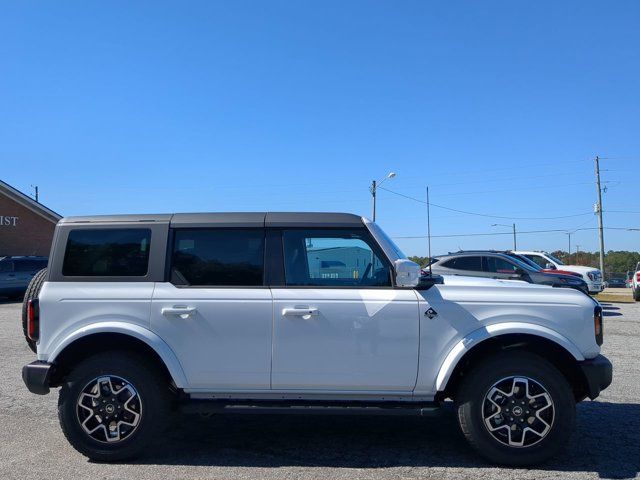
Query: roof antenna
427,186,432,276
31,185,39,203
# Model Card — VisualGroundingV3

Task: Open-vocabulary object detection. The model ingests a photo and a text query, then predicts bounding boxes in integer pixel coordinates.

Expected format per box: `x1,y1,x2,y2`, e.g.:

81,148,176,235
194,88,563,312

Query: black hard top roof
59,212,364,228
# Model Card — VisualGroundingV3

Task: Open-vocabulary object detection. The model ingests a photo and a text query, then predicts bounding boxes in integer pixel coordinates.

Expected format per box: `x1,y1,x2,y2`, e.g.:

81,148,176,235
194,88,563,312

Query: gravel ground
0,299,638,480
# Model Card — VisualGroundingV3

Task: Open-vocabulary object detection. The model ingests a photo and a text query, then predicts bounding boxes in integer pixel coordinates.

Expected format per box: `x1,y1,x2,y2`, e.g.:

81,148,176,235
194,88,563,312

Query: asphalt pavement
0,299,638,480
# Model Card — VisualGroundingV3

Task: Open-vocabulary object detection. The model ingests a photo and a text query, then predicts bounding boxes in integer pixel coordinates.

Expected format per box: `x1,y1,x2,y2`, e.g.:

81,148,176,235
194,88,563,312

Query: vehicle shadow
603,311,623,317
132,401,640,478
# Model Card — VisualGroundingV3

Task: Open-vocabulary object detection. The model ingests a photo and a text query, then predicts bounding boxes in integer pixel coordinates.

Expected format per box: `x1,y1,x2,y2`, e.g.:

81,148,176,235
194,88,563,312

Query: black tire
455,351,575,466
58,351,171,462
633,287,640,301
21,268,47,353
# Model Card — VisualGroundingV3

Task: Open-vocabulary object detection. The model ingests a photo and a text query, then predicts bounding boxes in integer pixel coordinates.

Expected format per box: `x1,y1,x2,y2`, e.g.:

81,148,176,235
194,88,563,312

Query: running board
179,399,442,416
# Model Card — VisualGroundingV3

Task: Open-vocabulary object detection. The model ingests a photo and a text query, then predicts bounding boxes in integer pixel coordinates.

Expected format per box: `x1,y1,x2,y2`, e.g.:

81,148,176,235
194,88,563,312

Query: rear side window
171,229,264,286
63,229,151,276
442,256,482,271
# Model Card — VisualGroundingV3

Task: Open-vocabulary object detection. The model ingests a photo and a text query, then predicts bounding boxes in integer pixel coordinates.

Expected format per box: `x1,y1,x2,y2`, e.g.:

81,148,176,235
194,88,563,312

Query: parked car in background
632,262,640,301
606,278,627,288
508,252,583,278
514,251,603,294
428,251,589,295
0,256,48,300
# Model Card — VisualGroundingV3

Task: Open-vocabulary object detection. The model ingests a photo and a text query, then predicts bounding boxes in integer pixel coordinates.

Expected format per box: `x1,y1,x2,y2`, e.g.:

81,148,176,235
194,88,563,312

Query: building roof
60,212,365,228
0,179,62,223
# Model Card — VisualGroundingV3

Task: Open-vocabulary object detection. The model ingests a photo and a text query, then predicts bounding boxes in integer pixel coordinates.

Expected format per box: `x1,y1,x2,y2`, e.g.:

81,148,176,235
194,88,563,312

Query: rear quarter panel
37,282,155,362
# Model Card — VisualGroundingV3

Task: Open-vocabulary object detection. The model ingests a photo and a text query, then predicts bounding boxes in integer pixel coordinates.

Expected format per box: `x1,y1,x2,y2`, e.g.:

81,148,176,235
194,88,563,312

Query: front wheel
633,287,640,301
455,352,575,466
58,352,171,461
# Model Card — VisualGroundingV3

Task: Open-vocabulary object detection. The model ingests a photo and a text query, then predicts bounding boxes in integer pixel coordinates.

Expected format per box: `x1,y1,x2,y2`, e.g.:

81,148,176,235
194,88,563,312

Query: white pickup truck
21,212,611,466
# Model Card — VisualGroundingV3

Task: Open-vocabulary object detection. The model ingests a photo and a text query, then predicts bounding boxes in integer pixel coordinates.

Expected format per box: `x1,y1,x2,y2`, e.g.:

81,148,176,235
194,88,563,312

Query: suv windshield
506,253,542,272
546,253,564,266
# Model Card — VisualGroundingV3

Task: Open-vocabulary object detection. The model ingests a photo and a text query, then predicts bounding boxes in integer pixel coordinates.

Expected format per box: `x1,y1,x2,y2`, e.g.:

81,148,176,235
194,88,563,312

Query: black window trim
272,226,397,289
167,226,269,289
48,223,169,283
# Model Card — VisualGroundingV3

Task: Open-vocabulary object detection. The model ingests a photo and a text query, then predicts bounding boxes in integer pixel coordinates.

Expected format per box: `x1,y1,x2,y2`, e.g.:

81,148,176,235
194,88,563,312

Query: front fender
47,321,189,388
434,322,585,392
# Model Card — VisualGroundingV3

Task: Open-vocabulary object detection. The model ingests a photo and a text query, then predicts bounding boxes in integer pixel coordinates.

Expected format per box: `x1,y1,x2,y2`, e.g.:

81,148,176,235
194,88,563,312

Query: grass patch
593,293,635,303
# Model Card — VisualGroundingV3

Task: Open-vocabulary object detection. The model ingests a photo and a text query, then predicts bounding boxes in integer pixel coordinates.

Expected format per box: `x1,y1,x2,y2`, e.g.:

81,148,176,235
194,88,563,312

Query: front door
151,228,272,390
271,228,420,392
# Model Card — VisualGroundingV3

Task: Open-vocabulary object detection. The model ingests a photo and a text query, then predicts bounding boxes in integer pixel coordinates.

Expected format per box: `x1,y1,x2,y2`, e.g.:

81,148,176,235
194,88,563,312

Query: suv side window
442,256,482,271
282,229,391,287
171,229,264,286
524,254,547,268
484,256,518,273
63,229,151,276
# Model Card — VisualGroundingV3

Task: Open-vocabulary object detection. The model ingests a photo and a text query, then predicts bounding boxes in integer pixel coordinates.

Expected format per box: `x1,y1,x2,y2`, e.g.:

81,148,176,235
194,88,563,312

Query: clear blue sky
2,1,639,256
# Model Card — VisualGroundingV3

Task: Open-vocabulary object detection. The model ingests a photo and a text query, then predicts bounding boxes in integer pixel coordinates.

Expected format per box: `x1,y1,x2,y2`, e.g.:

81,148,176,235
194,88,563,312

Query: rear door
13,259,45,289
270,228,420,392
483,256,523,280
0,259,18,292
150,228,272,390
441,256,484,277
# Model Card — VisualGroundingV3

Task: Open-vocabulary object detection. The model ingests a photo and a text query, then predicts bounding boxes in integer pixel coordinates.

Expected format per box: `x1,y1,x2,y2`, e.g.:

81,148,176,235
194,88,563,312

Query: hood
440,275,547,288
431,275,597,308
557,265,601,274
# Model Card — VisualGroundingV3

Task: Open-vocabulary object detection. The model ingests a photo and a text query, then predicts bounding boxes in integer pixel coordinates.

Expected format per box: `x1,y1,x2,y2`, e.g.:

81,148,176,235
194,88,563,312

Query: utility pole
370,180,377,222
595,156,606,276
566,232,571,257
491,223,517,250
427,186,432,274
369,172,396,222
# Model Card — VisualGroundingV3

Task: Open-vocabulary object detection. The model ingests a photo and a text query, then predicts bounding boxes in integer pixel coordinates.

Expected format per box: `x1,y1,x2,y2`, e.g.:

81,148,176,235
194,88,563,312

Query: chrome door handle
161,306,197,318
282,307,318,317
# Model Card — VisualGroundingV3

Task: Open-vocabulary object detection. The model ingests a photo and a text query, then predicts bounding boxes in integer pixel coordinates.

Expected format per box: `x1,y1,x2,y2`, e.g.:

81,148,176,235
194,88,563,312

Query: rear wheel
58,352,171,461
633,287,640,301
455,352,575,466
21,268,47,352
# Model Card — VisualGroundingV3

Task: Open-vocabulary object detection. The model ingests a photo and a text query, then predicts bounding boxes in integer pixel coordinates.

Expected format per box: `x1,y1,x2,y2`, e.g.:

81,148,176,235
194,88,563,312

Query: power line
392,226,639,240
377,186,593,220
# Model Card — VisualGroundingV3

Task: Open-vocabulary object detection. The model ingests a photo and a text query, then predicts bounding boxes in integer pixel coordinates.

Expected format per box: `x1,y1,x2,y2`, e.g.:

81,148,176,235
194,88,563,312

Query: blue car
0,256,48,300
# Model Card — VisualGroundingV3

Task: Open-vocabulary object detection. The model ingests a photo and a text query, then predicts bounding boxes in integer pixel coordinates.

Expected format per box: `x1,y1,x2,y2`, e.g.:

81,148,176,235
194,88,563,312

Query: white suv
632,262,640,301
22,212,611,465
514,251,604,294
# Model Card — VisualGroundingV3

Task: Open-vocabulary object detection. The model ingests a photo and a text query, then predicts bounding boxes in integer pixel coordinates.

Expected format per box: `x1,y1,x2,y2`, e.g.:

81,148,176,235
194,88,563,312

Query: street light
370,172,396,221
491,223,517,250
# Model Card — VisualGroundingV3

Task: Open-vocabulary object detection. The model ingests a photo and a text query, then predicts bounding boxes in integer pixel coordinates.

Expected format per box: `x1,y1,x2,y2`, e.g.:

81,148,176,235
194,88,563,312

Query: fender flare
48,321,189,388
434,322,585,392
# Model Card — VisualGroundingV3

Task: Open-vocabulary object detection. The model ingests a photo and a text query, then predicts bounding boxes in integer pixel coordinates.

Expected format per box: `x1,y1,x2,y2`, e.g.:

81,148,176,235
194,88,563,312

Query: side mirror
394,259,421,287
545,263,556,270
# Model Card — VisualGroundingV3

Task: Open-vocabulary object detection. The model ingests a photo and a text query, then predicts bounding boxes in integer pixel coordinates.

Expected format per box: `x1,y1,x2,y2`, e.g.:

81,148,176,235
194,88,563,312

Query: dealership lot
1,300,638,480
